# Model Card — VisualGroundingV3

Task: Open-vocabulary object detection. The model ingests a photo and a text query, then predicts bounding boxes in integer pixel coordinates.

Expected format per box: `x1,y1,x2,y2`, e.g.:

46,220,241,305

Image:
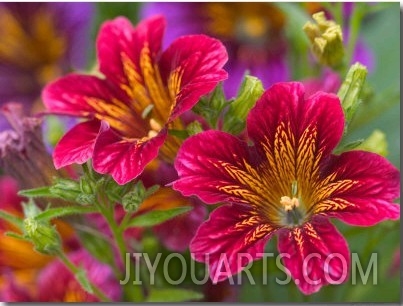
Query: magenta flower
173,82,400,294
141,3,289,97
43,15,228,185
0,3,94,130
37,249,121,302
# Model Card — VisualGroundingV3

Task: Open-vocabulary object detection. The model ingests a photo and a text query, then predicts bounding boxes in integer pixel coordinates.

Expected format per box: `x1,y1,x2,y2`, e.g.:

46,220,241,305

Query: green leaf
168,129,189,139
145,288,203,302
126,206,192,228
334,138,364,154
34,206,98,222
144,184,160,198
76,226,115,266
75,267,94,294
0,209,23,229
18,186,54,198
5,231,27,241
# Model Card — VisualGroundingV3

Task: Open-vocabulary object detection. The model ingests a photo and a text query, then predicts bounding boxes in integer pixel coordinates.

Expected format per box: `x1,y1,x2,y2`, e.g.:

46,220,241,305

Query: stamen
147,118,162,139
148,130,158,138
149,118,162,132
280,196,299,212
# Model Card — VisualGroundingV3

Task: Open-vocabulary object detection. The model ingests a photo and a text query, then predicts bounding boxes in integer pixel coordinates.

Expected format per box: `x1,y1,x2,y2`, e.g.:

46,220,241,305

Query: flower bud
23,217,62,255
121,190,143,212
223,75,264,134
303,11,344,68
337,63,368,125
49,178,81,201
79,176,94,195
186,121,204,136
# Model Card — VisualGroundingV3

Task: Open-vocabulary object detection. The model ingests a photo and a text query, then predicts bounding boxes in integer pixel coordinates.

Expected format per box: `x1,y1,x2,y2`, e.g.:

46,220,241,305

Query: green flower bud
24,217,61,255
223,75,264,134
303,11,344,68
337,63,368,125
121,183,159,212
122,190,143,212
50,178,81,201
79,176,93,194
75,193,95,206
22,200,42,219
186,121,204,136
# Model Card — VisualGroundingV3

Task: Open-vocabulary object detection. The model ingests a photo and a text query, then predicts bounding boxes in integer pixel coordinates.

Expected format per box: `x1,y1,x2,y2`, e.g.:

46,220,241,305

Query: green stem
96,187,143,302
81,164,144,302
345,4,365,66
57,250,111,302
333,2,344,30
119,211,133,232
81,162,94,182
0,210,23,228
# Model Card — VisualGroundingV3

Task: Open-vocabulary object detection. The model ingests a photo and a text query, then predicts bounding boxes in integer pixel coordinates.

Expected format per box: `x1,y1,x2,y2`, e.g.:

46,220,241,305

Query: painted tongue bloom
173,82,400,294
43,15,228,185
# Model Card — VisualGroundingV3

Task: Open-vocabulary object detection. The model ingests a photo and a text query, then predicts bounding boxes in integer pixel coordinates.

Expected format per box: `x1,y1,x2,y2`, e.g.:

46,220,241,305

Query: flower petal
247,82,344,192
43,74,127,118
97,15,165,88
92,125,167,185
173,130,267,206
190,204,276,282
160,34,228,120
0,176,23,213
53,120,101,169
277,216,350,295
43,73,148,137
313,150,400,226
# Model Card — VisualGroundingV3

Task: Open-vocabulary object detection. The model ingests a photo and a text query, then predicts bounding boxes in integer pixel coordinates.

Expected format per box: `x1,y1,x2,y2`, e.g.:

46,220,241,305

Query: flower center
0,7,66,85
280,196,306,227
280,196,299,212
202,3,286,65
148,118,162,138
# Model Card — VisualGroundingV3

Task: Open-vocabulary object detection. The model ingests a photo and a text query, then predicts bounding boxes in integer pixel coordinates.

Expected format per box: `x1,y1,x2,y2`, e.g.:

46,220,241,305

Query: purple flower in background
141,3,290,98
0,2,94,130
